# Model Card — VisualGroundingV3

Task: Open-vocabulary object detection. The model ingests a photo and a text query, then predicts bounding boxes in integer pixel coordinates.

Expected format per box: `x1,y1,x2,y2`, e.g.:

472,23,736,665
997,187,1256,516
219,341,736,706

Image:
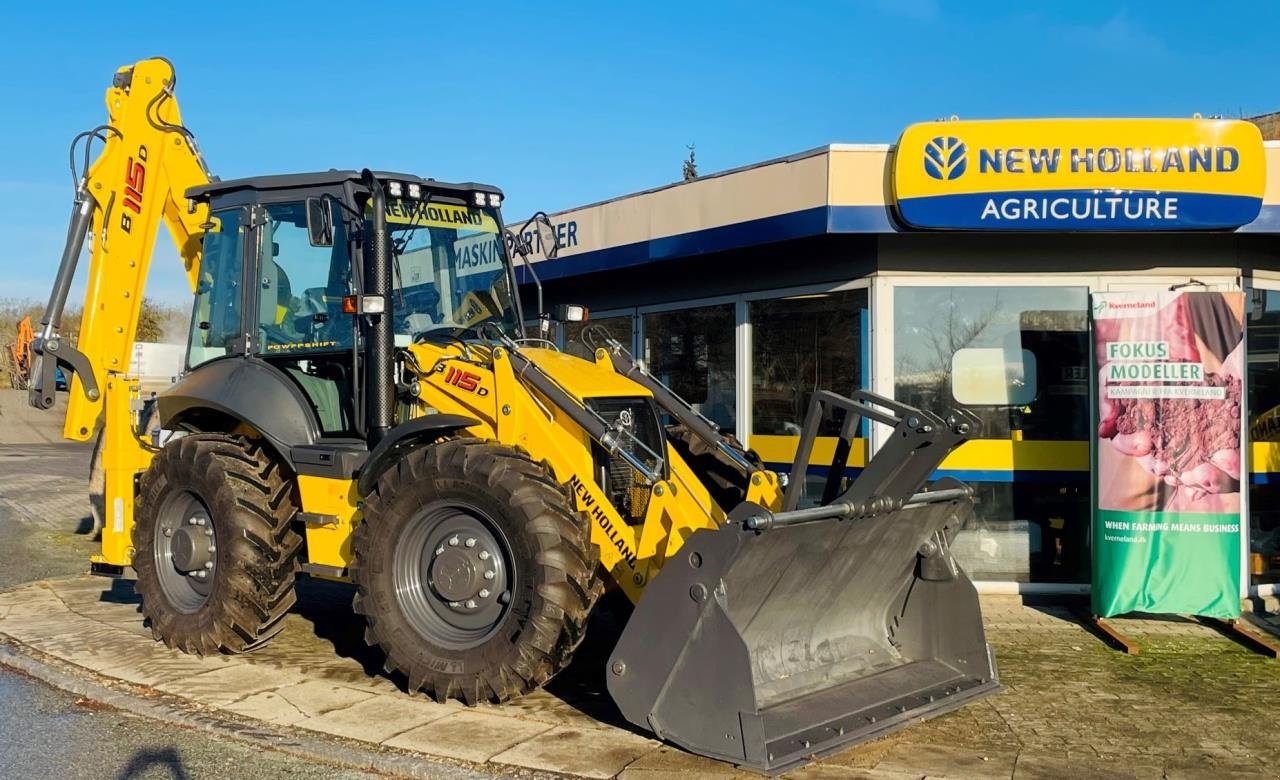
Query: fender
158,357,322,468
356,414,479,496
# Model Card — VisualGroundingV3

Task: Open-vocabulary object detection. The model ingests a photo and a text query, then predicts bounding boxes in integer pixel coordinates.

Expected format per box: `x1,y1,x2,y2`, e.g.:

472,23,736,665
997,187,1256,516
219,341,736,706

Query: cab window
187,209,245,368
256,202,354,355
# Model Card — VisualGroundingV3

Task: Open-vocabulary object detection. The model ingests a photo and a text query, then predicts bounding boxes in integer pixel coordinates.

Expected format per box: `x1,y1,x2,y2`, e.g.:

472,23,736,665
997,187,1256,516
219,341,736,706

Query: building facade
513,119,1280,594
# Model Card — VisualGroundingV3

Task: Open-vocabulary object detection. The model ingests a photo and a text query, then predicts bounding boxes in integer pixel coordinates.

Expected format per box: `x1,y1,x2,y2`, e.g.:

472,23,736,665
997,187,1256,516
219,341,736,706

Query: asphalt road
0,443,381,779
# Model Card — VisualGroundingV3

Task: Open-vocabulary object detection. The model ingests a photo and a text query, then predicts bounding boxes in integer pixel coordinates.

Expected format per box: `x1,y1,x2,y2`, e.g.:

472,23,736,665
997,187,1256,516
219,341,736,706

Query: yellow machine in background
31,58,998,772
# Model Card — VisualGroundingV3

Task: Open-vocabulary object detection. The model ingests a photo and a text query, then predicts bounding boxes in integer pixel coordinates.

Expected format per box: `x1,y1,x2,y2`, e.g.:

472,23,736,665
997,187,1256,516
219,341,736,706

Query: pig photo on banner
1092,290,1245,618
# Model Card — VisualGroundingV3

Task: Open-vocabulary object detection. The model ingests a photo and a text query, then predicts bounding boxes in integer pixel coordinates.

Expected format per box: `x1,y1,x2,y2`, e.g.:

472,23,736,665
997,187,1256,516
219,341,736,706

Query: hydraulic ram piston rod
744,487,972,530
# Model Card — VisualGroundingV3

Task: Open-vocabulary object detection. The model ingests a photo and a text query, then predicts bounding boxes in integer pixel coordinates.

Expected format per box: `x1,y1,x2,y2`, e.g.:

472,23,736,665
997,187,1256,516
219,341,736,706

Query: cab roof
186,170,503,202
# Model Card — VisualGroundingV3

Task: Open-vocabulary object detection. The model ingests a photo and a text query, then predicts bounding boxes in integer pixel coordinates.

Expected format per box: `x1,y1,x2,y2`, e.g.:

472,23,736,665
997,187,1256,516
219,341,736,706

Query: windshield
371,198,520,344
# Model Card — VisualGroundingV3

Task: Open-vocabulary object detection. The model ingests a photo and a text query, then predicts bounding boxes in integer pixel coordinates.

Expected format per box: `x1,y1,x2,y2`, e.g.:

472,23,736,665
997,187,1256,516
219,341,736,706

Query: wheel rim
153,491,216,614
393,501,512,650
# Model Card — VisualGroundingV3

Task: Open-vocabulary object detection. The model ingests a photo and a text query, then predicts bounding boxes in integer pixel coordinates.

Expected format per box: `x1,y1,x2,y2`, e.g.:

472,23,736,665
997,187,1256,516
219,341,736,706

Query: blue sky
0,0,1275,306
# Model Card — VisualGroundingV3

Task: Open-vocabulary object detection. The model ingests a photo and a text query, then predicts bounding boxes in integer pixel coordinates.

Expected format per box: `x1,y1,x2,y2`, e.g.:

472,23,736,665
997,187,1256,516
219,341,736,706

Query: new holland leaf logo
924,136,967,181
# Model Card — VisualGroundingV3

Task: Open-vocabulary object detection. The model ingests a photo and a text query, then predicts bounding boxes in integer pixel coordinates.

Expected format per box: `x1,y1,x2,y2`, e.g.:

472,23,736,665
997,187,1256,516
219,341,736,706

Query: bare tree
682,143,698,181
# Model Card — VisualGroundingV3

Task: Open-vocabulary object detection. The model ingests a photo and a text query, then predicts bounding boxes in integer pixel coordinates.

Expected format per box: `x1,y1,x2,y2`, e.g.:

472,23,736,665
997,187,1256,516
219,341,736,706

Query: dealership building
514,118,1280,596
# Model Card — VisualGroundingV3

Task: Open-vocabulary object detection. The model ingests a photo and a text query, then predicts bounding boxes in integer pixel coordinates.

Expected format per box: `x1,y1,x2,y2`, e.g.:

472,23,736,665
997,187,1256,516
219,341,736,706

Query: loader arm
31,57,210,440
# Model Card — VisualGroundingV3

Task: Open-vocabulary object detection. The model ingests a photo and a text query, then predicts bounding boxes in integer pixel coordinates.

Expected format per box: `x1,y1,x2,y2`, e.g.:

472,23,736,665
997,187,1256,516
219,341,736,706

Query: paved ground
3,438,1280,778
0,389,70,445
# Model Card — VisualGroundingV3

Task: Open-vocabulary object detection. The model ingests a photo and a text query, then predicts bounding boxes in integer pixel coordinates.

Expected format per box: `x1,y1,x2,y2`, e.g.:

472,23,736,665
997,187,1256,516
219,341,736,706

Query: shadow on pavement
89,571,641,731
291,577,636,728
116,747,189,780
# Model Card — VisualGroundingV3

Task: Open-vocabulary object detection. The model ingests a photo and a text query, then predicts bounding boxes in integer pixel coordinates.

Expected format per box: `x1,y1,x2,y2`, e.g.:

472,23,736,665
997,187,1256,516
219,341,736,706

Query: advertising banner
893,118,1266,231
1092,290,1245,618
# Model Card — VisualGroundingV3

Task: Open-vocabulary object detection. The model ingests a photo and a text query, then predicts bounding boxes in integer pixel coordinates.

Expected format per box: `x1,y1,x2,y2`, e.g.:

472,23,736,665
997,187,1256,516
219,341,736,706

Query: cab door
250,200,359,436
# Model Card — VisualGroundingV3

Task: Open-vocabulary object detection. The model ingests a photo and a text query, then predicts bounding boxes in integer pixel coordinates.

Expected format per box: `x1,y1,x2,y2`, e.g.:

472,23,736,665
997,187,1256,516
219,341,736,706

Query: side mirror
305,197,334,247
535,214,560,260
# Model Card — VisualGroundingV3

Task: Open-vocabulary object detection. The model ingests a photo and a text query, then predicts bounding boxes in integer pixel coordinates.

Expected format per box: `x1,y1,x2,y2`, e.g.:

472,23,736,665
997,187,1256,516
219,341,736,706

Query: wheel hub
394,505,512,649
170,524,213,573
429,535,500,610
154,493,216,614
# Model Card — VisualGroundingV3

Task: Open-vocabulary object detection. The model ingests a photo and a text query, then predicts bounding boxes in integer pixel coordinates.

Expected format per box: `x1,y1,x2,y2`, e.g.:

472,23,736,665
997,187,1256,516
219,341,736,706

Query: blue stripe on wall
516,203,1279,284
1239,205,1280,233
517,206,831,283
763,462,1089,485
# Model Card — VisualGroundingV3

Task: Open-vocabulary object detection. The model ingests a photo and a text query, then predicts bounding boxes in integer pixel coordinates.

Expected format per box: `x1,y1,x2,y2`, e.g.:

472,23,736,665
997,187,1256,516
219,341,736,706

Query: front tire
352,439,601,704
132,434,302,655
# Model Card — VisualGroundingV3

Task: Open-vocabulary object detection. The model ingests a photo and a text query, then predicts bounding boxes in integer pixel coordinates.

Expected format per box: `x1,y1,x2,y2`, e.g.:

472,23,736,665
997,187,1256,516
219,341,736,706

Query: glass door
1247,282,1280,586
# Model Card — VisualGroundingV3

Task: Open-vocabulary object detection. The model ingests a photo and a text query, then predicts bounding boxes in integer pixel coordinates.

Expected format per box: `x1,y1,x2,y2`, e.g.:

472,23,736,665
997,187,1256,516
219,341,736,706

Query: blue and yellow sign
893,119,1265,231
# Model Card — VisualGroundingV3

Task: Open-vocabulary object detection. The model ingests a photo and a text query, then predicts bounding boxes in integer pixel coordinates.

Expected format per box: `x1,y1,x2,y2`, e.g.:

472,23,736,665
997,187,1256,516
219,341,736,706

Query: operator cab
180,171,520,449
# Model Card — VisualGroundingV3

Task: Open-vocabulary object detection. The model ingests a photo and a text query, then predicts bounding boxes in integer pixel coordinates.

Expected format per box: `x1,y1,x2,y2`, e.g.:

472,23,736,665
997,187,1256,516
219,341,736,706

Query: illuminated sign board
893,118,1265,230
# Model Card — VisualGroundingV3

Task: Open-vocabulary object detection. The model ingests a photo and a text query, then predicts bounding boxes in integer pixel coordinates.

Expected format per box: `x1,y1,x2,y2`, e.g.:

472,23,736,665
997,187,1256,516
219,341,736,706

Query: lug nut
163,528,172,537
464,538,476,548
448,536,459,547
449,601,461,608
483,570,494,580
478,551,490,560
204,561,214,570
479,589,490,598
435,546,445,555
464,599,477,609
188,518,197,526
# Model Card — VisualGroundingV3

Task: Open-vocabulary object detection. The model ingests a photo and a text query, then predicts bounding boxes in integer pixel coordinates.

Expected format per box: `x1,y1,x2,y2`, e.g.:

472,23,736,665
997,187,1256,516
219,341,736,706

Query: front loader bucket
607,391,1000,774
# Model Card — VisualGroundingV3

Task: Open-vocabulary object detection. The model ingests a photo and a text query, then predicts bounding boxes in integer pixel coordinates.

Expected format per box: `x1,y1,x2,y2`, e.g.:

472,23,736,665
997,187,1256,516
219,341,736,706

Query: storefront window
750,290,867,437
1248,288,1280,584
894,286,1090,439
643,304,736,431
563,315,634,361
894,285,1091,583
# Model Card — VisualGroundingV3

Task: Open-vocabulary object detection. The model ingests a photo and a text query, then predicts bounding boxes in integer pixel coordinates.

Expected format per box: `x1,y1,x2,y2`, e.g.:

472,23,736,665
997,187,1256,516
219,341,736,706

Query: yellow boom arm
31,57,209,440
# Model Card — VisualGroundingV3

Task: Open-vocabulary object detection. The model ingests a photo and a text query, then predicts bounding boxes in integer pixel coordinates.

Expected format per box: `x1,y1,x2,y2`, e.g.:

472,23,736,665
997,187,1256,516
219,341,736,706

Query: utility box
130,342,185,392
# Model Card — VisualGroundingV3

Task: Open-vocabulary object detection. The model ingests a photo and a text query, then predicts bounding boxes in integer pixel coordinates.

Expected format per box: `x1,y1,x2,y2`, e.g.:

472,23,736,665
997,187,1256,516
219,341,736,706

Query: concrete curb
0,637,546,780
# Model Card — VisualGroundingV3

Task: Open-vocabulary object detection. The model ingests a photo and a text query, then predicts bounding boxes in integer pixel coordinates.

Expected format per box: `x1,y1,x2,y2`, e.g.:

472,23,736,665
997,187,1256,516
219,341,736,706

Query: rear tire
132,434,302,655
352,439,602,704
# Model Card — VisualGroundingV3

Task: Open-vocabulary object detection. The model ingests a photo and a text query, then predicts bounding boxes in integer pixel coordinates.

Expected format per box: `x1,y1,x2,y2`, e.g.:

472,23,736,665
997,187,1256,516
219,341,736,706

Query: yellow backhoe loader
30,58,999,773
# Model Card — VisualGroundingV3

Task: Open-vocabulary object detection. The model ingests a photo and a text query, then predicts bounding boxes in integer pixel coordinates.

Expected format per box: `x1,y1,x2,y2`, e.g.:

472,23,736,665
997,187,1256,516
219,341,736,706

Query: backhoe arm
31,57,210,441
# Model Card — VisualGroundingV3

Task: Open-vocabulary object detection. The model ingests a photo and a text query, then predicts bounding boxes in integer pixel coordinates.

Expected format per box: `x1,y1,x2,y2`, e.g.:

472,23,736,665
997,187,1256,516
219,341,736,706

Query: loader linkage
608,387,999,774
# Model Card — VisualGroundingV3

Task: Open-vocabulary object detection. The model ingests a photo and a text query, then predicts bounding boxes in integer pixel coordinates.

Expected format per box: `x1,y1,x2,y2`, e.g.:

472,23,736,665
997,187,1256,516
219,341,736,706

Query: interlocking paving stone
490,724,660,778
385,710,555,764
872,743,1018,779
616,745,747,778
299,694,457,743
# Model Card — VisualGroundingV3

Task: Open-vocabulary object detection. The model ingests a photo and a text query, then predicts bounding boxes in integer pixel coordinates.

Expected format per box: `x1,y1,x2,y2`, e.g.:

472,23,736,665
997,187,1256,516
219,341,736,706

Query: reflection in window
950,481,1090,583
188,209,244,368
893,286,1089,440
257,202,354,355
750,290,866,436
564,315,634,361
1248,289,1280,584
894,286,1090,583
643,305,736,432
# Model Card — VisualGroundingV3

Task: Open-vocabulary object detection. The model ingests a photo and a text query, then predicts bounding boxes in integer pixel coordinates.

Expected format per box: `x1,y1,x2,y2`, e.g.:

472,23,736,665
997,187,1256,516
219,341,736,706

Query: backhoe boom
31,57,210,440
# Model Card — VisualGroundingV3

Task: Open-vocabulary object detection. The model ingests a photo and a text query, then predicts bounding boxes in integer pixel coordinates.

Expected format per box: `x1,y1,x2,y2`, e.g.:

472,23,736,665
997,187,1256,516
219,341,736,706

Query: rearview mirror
535,214,560,260
305,197,333,247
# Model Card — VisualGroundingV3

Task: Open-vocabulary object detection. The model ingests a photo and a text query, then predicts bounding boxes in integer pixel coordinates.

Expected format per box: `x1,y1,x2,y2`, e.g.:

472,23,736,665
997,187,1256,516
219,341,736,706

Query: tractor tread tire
352,438,603,705
132,434,301,655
